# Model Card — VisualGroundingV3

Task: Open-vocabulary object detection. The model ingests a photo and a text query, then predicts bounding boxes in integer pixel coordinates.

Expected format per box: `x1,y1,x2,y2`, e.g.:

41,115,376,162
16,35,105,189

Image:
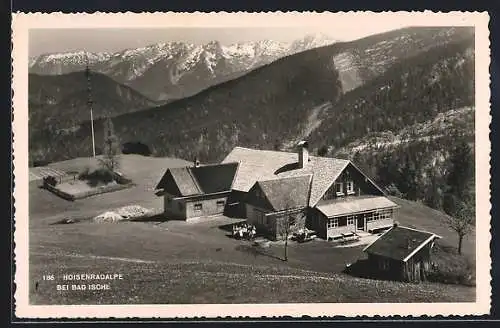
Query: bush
112,171,133,185
78,167,115,187
122,141,152,156
34,160,51,167
78,166,91,180
427,243,475,286
384,183,404,198
43,175,57,187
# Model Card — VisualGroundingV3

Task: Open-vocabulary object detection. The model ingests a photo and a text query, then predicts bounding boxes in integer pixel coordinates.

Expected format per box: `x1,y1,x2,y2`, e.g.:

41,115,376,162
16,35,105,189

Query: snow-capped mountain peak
29,34,338,100
290,33,337,52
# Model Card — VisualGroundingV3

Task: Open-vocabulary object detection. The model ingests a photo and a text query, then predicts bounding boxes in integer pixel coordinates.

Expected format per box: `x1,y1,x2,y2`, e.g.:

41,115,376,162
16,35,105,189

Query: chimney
297,141,309,169
194,157,200,168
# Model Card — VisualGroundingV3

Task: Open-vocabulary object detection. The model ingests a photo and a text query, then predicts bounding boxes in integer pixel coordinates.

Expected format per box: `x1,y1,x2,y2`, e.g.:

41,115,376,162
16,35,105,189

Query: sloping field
30,248,475,305
28,154,476,305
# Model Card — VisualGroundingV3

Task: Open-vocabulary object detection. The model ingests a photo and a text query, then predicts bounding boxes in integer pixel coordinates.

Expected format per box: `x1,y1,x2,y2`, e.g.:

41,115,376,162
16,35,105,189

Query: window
216,200,225,208
379,259,390,271
347,215,356,226
335,182,344,196
327,218,339,229
378,209,390,220
366,212,374,222
366,209,392,222
254,209,266,225
178,203,183,211
166,197,172,208
346,181,355,195
194,203,202,211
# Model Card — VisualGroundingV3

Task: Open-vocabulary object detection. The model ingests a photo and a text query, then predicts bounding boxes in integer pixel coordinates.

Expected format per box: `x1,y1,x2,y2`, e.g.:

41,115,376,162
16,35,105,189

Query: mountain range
29,33,337,101
29,26,474,160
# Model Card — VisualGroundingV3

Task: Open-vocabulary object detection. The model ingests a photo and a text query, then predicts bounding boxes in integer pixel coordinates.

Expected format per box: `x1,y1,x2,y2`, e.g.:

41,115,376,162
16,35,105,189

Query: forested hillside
29,45,343,163
29,71,159,130
307,37,474,152
306,37,475,214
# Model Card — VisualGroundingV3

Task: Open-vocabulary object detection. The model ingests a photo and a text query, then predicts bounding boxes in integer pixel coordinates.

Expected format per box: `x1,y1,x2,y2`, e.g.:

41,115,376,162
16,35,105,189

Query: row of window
335,180,355,196
326,210,393,229
166,198,225,212
194,200,226,212
366,209,392,222
323,180,356,200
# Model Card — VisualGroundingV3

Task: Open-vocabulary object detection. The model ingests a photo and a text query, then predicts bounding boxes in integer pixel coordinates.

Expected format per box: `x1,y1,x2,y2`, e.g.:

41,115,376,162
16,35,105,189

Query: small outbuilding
362,224,441,282
155,160,239,221
245,174,312,240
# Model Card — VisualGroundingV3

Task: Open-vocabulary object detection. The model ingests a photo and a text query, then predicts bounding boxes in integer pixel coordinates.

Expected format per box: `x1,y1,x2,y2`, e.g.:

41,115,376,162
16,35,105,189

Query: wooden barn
154,160,239,221
245,175,312,240
363,224,442,282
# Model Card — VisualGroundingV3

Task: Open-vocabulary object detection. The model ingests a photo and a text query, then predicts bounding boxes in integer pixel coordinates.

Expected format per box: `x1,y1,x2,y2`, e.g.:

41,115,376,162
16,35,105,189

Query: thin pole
90,104,96,158
85,54,96,158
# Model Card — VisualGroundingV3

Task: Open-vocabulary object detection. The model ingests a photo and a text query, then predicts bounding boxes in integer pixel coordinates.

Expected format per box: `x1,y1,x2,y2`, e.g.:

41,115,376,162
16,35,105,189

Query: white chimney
297,141,309,169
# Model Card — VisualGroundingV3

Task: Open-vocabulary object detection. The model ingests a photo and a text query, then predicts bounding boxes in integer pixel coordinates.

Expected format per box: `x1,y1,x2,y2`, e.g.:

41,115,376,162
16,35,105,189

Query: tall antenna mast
85,53,96,158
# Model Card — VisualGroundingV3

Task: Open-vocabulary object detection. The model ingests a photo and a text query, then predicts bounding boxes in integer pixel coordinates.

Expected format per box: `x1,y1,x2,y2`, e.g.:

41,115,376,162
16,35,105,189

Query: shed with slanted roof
363,224,442,282
245,174,313,240
155,160,239,221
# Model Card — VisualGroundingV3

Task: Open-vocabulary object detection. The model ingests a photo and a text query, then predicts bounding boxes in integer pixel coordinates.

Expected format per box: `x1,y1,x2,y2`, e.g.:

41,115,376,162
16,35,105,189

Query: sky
29,25,408,56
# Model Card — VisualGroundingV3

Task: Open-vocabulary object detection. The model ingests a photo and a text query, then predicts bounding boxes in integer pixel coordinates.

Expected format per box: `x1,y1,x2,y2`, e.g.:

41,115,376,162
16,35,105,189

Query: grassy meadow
28,155,476,305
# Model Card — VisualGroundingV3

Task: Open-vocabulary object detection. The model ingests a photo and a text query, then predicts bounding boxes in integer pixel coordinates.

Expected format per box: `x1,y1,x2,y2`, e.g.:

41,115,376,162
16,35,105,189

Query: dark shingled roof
363,226,441,262
169,167,202,196
191,162,239,194
255,175,313,211
155,162,239,197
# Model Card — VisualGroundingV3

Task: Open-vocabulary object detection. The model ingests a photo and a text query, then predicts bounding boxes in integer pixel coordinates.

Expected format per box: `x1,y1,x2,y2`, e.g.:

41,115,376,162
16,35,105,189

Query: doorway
357,215,365,230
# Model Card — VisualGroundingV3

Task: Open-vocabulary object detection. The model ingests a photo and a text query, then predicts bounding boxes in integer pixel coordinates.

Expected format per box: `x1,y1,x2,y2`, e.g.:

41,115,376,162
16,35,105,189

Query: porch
314,196,399,240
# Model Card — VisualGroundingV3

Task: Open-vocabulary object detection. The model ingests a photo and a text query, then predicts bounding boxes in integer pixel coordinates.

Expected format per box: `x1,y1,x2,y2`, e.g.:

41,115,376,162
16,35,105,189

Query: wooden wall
321,163,383,201
164,192,230,221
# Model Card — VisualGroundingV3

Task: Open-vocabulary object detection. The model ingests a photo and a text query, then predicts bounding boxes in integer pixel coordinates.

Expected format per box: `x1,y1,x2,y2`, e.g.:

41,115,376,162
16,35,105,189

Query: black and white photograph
12,11,491,318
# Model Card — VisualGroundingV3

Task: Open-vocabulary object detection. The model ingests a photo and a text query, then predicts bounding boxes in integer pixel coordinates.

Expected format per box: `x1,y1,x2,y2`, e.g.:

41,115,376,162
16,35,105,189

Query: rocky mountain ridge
29,33,338,100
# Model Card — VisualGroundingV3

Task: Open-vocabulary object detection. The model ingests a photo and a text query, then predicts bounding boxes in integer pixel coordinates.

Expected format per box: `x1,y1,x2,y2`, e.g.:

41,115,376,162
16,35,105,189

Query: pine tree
444,139,474,201
443,139,475,254
424,167,443,209
376,152,398,189
317,145,329,157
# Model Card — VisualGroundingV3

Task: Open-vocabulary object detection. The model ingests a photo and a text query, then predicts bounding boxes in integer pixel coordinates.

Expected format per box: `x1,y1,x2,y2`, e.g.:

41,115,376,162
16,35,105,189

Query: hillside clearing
28,154,475,304
30,251,474,305
29,155,190,225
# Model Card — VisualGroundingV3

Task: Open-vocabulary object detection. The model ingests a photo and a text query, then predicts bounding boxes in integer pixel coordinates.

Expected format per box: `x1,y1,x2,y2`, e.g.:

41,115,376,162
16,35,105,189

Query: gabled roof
170,167,202,196
155,162,239,197
363,225,442,262
190,162,240,194
254,175,313,211
316,196,399,218
222,147,350,206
